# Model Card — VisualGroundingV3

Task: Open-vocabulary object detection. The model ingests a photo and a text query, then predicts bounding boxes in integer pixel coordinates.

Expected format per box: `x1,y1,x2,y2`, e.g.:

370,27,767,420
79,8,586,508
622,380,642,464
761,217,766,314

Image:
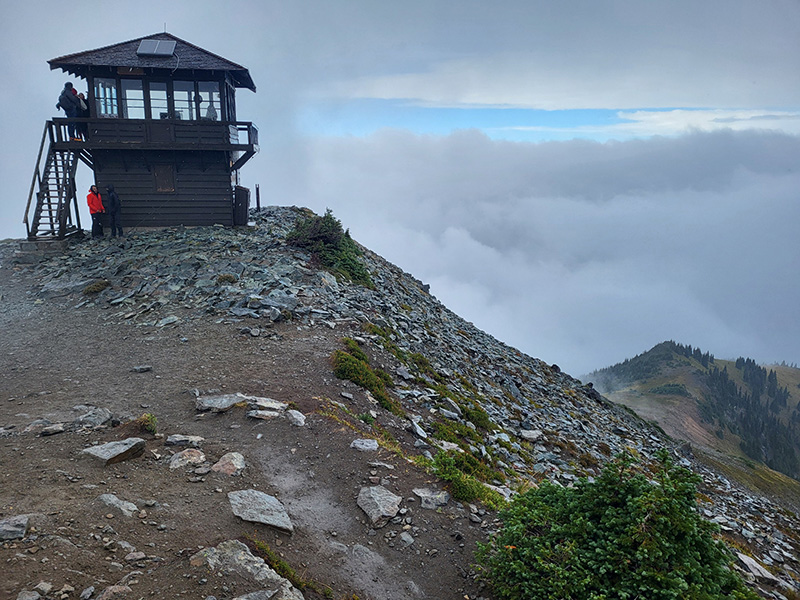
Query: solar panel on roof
136,40,176,56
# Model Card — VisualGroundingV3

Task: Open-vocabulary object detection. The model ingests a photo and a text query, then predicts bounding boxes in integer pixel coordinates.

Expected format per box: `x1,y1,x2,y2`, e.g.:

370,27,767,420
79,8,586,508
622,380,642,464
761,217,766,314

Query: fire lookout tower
24,32,258,240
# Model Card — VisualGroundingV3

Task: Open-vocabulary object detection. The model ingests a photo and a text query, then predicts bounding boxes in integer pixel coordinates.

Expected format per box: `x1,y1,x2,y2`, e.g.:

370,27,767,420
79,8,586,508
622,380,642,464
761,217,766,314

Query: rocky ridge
1,205,798,599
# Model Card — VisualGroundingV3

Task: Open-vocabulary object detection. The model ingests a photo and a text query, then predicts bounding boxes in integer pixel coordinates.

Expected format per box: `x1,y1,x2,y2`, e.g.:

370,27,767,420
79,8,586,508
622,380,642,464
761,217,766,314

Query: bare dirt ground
0,244,492,600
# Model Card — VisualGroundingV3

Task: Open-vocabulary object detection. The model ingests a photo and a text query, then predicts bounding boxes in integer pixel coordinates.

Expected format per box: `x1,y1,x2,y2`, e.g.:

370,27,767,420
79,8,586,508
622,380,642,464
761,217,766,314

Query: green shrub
476,450,759,600
136,412,157,435
286,209,373,287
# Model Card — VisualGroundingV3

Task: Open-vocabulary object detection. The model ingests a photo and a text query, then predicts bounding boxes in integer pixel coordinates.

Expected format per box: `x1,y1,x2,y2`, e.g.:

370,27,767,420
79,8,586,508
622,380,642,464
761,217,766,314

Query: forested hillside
588,341,800,481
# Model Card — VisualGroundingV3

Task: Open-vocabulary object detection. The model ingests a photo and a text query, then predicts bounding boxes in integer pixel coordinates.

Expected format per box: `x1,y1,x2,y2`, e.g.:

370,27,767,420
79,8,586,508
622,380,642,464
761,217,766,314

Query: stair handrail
55,151,80,239
23,121,53,238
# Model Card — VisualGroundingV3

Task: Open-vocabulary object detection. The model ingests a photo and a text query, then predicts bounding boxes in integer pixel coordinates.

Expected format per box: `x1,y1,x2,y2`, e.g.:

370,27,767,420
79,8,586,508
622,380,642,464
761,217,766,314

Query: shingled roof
48,32,256,92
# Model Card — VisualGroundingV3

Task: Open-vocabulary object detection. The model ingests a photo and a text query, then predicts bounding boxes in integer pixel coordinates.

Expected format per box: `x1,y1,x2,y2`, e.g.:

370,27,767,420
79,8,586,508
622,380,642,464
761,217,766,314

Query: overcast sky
2,1,799,376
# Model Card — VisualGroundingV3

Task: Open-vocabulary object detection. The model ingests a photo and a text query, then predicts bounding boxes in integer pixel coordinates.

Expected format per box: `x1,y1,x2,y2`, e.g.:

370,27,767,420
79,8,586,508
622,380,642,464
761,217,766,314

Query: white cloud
494,109,800,140
286,129,800,374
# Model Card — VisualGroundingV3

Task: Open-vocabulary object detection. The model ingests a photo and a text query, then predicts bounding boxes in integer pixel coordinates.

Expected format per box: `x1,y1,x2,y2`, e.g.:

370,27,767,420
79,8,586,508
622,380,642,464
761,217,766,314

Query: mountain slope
587,341,800,486
1,211,799,599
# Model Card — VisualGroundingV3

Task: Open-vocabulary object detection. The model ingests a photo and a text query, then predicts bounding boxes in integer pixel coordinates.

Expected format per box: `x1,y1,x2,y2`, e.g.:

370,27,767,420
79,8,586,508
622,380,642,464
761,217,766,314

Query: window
149,82,168,119
198,81,221,121
94,78,118,117
154,164,175,192
121,80,145,119
173,81,195,120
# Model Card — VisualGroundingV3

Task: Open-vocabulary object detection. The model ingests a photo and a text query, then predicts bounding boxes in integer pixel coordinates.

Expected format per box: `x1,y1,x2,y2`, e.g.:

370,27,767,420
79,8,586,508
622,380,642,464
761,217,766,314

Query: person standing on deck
56,82,81,141
87,185,105,239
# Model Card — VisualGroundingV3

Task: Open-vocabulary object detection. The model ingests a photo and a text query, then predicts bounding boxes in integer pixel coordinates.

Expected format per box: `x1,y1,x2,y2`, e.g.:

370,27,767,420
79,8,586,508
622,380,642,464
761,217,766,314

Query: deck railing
50,118,258,150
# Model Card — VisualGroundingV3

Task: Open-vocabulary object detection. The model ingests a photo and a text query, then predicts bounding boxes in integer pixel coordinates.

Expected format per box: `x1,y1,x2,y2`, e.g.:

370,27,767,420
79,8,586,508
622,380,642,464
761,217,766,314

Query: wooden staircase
24,121,92,240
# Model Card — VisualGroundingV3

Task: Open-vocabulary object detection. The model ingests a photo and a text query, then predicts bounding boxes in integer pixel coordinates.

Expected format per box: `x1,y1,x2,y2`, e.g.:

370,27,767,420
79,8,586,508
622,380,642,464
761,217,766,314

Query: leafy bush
477,450,759,600
286,209,373,287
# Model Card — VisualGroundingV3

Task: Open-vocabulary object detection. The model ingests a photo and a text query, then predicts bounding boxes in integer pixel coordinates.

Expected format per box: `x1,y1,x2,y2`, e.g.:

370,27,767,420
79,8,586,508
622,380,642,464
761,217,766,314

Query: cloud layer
272,129,800,374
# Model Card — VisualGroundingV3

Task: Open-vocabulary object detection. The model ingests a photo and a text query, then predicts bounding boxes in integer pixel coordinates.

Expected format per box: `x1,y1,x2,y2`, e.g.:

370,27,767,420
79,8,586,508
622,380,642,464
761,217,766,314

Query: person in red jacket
87,184,105,239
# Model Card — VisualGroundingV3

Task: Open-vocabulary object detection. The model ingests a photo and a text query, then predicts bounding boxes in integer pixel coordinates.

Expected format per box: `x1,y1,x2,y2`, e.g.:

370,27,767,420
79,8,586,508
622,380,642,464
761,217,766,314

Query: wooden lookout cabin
24,32,258,240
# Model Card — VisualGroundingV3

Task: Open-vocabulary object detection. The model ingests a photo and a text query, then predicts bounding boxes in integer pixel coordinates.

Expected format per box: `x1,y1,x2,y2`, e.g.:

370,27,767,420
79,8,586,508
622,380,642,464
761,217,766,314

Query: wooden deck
50,118,258,153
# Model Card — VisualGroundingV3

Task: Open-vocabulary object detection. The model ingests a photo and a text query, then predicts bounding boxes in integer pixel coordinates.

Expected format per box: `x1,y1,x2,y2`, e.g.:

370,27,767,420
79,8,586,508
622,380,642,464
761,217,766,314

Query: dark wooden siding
93,150,233,227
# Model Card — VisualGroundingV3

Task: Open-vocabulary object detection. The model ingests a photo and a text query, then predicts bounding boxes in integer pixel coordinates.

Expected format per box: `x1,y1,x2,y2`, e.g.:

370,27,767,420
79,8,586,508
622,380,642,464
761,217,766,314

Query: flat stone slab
165,434,204,448
351,439,379,452
357,486,401,528
0,515,30,540
413,487,451,509
243,396,288,411
195,393,247,412
40,423,66,436
74,407,113,428
98,493,138,517
228,489,293,534
518,428,544,442
169,448,206,469
736,552,779,583
247,410,282,420
82,438,145,465
211,452,246,476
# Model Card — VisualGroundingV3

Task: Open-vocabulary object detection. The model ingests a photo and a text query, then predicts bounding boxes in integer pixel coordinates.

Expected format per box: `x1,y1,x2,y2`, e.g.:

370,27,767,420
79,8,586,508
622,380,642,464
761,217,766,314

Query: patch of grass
286,208,373,288
362,323,407,362
463,405,493,431
331,346,405,417
83,279,110,295
432,451,506,509
342,337,369,364
431,419,482,445
248,535,334,597
358,412,375,425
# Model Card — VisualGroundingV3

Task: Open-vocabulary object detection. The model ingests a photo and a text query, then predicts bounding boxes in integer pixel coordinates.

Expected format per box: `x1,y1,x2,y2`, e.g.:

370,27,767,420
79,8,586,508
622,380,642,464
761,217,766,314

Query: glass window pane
198,81,221,121
121,79,144,119
94,78,118,117
149,82,168,119
174,81,195,120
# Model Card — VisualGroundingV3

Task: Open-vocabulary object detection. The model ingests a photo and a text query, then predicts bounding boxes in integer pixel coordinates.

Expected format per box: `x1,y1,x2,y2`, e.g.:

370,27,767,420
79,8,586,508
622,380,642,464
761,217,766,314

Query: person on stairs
87,185,105,239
